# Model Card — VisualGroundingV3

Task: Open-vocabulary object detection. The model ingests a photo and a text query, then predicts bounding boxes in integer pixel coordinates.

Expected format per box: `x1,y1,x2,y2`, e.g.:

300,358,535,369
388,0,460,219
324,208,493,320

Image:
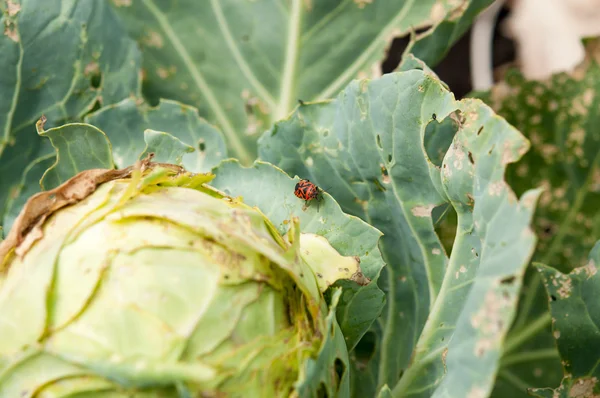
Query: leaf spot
467,386,487,398
573,258,597,279
471,288,512,357
569,376,598,397
143,31,164,48
7,0,20,16
488,181,505,196
411,204,434,217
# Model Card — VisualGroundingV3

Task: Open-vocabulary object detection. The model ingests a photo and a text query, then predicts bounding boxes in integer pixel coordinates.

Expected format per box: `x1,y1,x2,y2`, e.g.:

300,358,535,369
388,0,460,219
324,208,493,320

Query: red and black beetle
294,179,323,210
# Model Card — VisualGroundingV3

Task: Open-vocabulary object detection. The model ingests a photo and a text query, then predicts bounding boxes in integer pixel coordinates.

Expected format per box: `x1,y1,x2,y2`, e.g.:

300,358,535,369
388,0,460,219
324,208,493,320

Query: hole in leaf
323,129,329,137
468,151,474,164
198,140,206,152
424,116,458,167
90,72,102,88
88,99,102,113
376,134,382,149
388,154,392,163
334,358,346,390
317,383,328,398
501,276,516,285
380,164,388,177
381,31,428,72
432,113,437,120
353,331,376,364
433,204,457,256
477,126,484,136
551,295,557,301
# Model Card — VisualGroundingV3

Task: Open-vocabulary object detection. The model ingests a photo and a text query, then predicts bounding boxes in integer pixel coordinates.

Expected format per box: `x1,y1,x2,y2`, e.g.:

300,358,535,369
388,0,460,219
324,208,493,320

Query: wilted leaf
210,160,386,351
85,98,227,172
529,242,600,398
259,69,539,396
0,0,141,236
110,0,466,163
474,41,600,396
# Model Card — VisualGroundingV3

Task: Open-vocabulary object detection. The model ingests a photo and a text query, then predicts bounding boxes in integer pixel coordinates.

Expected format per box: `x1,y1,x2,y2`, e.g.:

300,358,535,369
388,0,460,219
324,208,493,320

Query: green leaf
530,242,600,397
405,0,495,67
0,0,141,235
85,98,227,172
210,160,386,351
39,123,114,190
473,45,600,395
140,129,194,165
110,0,464,163
258,69,539,396
490,268,562,398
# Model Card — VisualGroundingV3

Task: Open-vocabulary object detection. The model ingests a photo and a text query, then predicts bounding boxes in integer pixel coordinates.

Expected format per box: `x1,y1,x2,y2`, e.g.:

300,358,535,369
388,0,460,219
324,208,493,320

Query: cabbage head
0,161,360,397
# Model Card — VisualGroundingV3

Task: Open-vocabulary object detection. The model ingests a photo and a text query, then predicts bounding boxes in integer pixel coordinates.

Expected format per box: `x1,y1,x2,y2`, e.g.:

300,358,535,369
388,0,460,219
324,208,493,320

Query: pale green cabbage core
0,170,327,397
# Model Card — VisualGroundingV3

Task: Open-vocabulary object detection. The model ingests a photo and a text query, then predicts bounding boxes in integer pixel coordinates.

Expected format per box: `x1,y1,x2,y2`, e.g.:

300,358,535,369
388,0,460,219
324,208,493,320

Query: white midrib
314,0,416,101
210,0,276,109
142,0,252,165
275,0,302,122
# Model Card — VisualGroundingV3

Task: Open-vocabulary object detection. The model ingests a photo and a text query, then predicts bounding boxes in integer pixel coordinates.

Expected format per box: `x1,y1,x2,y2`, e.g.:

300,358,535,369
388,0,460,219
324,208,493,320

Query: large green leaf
473,46,600,396
109,0,468,163
85,98,227,172
529,241,600,397
0,0,141,236
210,160,386,351
258,69,539,396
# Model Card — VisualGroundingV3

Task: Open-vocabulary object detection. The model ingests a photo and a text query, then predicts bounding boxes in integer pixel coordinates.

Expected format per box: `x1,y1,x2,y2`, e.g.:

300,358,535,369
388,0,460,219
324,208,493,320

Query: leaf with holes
109,0,472,164
528,241,600,398
85,98,227,172
0,0,141,236
258,68,540,397
474,41,600,396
